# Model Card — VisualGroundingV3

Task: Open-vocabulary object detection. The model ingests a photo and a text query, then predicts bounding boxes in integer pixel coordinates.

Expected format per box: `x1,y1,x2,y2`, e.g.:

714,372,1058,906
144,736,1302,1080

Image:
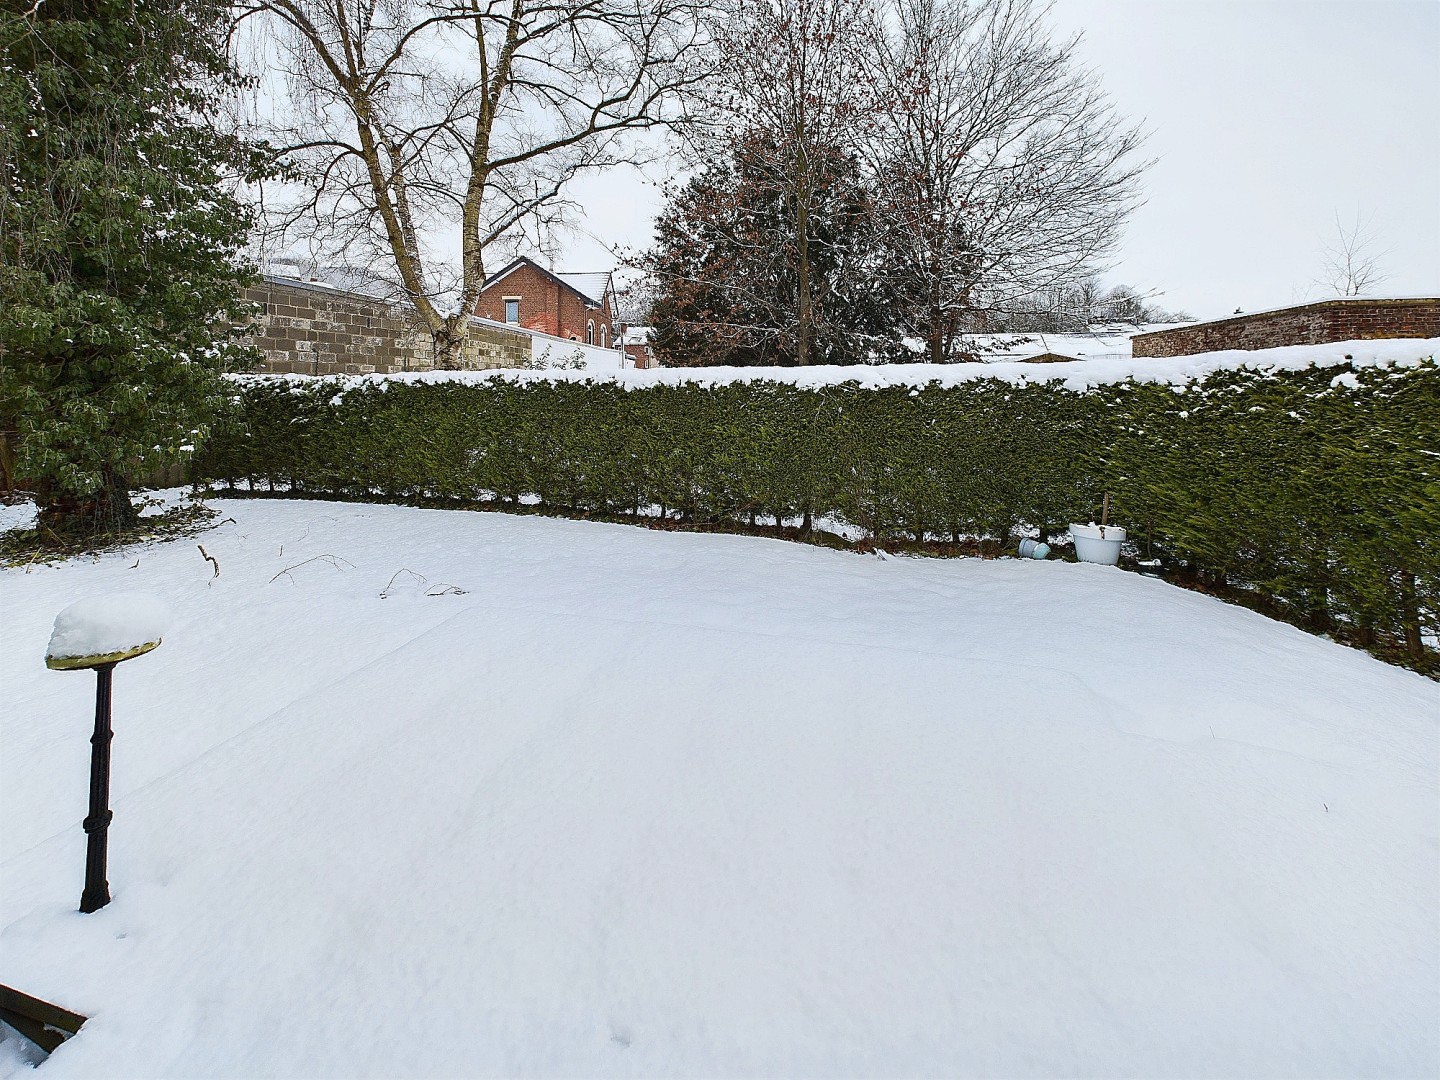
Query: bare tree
697,0,880,366
867,0,1147,363
1315,210,1387,298
238,0,711,367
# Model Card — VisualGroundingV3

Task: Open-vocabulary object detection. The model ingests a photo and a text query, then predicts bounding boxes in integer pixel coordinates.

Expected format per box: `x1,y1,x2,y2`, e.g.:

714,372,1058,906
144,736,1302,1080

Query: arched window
586,320,595,345
600,324,608,348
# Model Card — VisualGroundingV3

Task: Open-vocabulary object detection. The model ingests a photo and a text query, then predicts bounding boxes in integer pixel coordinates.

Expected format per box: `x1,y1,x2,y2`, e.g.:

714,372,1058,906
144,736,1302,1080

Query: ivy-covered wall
197,361,1440,667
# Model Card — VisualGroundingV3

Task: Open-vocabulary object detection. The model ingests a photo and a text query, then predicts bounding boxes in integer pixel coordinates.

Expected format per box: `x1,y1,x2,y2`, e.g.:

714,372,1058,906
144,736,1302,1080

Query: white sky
558,0,1440,321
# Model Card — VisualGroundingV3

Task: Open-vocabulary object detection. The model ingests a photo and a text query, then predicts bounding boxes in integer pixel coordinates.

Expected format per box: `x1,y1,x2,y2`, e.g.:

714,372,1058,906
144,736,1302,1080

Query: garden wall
1131,298,1440,358
243,277,530,375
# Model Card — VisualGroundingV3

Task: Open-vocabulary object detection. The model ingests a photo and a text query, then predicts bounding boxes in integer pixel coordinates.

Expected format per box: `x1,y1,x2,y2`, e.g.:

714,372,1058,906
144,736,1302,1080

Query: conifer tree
0,0,261,534
646,131,892,367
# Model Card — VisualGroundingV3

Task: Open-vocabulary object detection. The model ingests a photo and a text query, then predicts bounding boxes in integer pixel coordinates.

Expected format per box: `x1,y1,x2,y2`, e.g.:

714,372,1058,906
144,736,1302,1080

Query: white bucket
1069,522,1126,566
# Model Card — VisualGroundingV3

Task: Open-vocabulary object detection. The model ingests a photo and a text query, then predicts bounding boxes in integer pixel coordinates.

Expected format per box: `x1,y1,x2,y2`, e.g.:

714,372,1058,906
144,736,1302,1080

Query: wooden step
0,984,86,1056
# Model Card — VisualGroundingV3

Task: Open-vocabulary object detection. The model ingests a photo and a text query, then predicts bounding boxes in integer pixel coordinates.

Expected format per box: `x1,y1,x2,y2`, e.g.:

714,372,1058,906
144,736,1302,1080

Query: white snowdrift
1,500,1436,1077
45,593,169,663
232,336,1440,394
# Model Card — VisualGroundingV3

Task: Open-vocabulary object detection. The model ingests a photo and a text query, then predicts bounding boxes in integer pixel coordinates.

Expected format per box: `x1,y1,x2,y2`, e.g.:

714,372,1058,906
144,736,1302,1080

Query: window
503,298,520,324
586,320,595,345
600,325,607,348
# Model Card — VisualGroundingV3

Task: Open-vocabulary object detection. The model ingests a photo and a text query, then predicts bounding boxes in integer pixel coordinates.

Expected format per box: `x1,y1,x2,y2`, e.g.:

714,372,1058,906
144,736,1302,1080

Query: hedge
195,361,1440,667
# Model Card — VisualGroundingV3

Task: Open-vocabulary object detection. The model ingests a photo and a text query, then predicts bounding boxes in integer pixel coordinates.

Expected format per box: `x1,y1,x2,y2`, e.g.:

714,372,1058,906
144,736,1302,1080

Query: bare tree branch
235,0,713,367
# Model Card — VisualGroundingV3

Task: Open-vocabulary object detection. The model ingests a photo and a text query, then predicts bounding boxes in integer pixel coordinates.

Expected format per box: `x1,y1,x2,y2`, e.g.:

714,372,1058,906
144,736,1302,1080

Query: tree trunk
796,199,812,367
928,271,945,364
1398,571,1424,662
0,430,17,497
433,322,464,371
37,466,139,536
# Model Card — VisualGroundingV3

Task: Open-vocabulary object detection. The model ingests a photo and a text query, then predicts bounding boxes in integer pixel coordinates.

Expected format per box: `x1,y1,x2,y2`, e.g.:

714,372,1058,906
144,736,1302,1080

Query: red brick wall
475,263,613,342
623,343,654,369
1131,298,1440,358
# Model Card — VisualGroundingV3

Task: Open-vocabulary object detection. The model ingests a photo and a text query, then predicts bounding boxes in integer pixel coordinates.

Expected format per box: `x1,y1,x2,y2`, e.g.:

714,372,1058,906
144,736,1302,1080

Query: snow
236,336,1440,394
526,330,627,371
967,328,1140,361
0,500,37,534
1,499,1436,1077
553,270,612,307
44,593,170,662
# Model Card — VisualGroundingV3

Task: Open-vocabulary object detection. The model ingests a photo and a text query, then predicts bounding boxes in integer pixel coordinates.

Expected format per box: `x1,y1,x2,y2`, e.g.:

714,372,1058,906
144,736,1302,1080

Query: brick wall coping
1130,296,1440,343
261,272,395,301
230,336,1440,394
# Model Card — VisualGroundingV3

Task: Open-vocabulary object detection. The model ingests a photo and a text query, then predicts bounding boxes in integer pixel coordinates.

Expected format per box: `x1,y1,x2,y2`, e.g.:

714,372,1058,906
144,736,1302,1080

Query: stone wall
243,277,529,375
1131,298,1440,358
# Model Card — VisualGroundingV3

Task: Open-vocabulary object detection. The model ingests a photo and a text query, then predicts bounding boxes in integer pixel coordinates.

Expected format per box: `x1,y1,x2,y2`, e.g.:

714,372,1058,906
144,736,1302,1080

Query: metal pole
79,663,115,914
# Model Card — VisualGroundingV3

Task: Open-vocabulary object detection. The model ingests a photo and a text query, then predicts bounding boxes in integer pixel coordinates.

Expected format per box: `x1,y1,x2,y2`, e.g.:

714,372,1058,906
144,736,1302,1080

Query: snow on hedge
2,500,1436,1076
45,593,169,662
231,336,1440,394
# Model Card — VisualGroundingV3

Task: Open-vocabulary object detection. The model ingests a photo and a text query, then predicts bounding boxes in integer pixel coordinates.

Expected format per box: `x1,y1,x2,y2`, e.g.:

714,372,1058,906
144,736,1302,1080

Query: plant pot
1017,538,1050,560
1069,522,1126,566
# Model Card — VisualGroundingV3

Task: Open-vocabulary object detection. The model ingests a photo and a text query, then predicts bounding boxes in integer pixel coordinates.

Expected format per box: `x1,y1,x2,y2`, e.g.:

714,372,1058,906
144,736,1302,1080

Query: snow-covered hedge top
47,593,170,663
231,338,1440,395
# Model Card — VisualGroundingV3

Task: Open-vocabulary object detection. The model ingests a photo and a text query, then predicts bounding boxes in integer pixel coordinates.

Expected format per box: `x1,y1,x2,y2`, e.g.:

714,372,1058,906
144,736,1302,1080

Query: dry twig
380,568,426,599
269,553,355,585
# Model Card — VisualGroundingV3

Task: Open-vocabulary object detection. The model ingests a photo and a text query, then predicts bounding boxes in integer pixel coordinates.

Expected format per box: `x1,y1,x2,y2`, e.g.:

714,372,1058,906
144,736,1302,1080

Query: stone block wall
1131,298,1440,358
242,277,529,375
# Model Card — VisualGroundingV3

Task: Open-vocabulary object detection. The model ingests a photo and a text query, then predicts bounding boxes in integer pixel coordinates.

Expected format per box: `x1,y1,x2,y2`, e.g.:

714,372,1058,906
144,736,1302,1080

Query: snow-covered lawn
1,499,1436,1077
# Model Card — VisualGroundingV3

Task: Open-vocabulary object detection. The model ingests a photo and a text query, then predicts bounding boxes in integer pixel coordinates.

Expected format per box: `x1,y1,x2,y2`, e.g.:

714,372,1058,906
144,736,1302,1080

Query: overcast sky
560,0,1439,322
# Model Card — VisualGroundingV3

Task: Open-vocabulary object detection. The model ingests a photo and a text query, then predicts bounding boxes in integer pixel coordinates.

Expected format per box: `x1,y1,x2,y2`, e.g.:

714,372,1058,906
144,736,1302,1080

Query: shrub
197,361,1440,667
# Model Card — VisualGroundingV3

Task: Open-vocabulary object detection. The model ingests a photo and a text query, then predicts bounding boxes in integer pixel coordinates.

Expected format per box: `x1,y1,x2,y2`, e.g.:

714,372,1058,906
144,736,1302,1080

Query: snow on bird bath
45,593,170,669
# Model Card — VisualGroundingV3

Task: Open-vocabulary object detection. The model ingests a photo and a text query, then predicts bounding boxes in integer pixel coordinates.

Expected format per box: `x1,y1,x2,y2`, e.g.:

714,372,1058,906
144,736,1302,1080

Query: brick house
618,324,656,369
475,257,617,347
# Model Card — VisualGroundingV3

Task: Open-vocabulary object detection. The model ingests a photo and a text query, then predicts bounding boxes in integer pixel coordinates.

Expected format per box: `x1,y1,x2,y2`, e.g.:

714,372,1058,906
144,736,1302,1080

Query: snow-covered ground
1,499,1436,1077
968,327,1144,362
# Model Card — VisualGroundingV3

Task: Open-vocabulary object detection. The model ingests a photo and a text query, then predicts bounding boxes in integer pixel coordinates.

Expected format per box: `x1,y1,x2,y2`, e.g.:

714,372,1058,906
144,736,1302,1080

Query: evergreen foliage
0,0,261,534
646,131,894,366
198,360,1440,669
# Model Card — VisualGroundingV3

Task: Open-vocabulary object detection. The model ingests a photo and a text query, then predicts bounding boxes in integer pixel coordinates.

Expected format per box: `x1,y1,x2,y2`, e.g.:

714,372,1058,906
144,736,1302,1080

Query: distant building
618,324,655,369
1132,297,1440,358
475,257,618,348
1018,352,1080,364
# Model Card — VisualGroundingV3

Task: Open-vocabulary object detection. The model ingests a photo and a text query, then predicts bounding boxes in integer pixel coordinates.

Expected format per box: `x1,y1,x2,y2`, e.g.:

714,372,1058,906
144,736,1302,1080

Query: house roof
555,272,612,306
482,257,611,308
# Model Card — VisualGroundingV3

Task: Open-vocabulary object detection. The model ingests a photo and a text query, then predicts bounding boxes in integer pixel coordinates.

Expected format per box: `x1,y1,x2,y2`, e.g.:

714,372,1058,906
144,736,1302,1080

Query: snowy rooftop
554,271,612,307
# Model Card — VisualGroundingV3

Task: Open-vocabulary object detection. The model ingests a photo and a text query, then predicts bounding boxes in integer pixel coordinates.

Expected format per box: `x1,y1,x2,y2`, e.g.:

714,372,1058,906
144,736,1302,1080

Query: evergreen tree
645,131,894,367
0,0,261,534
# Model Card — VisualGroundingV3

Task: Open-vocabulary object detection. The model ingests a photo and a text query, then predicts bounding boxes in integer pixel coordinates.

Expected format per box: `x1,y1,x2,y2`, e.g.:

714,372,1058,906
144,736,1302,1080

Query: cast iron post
80,663,117,914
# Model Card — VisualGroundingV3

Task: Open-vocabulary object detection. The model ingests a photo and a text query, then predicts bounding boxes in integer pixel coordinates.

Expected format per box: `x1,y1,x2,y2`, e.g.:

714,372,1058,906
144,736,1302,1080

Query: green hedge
197,361,1440,666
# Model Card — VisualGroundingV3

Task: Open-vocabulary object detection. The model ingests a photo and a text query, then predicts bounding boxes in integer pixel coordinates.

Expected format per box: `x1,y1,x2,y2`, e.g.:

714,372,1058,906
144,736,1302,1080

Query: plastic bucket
1069,523,1126,566
1017,538,1051,560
